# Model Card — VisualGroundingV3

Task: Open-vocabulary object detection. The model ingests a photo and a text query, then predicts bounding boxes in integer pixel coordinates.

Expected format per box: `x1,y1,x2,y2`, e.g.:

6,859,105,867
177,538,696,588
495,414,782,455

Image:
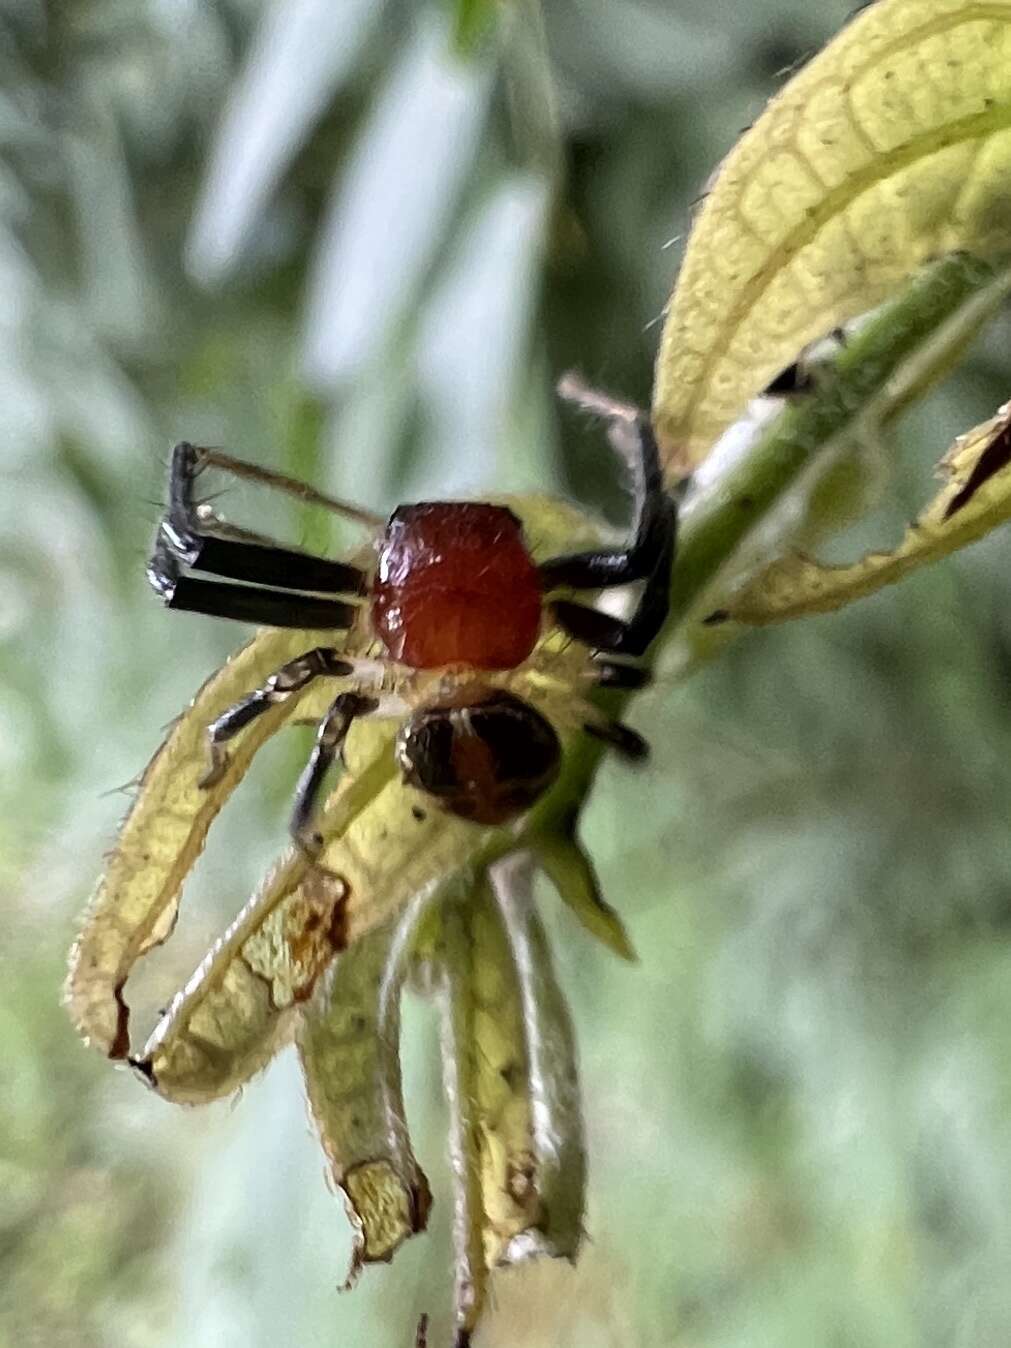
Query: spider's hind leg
541,384,679,658
557,687,650,763
583,717,649,761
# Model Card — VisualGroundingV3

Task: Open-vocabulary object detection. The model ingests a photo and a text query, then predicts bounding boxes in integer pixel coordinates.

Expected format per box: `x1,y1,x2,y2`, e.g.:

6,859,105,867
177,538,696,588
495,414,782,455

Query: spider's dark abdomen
395,689,561,825
372,503,542,670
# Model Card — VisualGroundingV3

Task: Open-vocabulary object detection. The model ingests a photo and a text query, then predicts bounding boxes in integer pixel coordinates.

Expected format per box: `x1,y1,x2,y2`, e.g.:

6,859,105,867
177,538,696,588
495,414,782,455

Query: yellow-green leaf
533,824,636,962
297,908,432,1281
490,857,586,1259
721,400,1011,624
439,888,536,1343
654,0,1011,470
64,627,332,1058
453,0,497,52
132,729,484,1103
435,865,588,1343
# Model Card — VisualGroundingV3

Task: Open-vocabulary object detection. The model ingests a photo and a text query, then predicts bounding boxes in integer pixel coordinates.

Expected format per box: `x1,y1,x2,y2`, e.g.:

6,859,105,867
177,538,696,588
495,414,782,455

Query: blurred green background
6,1,1011,1345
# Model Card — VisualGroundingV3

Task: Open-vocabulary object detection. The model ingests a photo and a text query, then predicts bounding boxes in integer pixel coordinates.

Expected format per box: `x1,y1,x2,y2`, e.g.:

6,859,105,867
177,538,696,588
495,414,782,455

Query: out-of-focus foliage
8,1,1011,1347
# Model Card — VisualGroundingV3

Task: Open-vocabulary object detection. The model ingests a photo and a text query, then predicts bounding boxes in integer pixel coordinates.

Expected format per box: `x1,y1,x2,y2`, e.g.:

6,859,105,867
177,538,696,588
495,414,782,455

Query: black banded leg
200,647,353,787
541,397,679,658
551,511,674,657
762,362,813,396
291,693,379,855
583,719,649,761
540,407,675,591
562,687,650,764
154,441,368,596
149,532,360,630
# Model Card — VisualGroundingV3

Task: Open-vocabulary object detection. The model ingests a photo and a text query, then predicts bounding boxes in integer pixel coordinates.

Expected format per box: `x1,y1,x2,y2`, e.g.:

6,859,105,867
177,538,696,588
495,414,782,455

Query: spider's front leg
542,399,679,659
148,441,368,628
199,647,353,787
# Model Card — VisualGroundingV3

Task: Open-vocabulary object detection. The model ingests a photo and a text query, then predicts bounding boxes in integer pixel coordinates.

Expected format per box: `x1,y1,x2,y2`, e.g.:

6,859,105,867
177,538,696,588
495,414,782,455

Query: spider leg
564,686,650,760
198,446,384,531
539,411,673,589
762,327,848,397
542,387,679,657
583,718,650,761
156,441,369,599
538,683,650,764
550,546,672,656
590,660,652,691
148,533,359,629
200,647,354,786
291,692,380,854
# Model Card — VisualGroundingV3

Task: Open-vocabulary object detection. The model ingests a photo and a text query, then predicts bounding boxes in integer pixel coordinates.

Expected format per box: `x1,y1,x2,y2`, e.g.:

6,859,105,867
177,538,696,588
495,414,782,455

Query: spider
147,384,677,849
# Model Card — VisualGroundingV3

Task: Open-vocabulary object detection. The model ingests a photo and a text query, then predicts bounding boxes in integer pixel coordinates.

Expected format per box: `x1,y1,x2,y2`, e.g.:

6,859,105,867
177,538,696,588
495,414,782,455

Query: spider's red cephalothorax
372,503,542,670
148,381,677,846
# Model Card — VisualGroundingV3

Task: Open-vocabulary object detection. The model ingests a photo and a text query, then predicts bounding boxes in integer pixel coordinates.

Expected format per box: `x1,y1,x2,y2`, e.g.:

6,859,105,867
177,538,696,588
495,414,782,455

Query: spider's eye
395,690,561,826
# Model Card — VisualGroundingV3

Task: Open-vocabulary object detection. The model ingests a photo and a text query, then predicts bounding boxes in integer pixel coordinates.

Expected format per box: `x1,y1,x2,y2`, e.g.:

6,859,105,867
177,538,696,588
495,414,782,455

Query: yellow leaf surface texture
654,0,1011,469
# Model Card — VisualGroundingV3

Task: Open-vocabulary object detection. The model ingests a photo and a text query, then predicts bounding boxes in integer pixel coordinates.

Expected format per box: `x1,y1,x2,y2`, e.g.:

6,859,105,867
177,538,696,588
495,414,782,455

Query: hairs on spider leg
556,370,641,425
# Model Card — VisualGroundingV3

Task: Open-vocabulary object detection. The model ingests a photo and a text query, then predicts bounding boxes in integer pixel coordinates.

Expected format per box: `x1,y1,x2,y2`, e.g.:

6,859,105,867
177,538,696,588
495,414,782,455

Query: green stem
666,253,999,625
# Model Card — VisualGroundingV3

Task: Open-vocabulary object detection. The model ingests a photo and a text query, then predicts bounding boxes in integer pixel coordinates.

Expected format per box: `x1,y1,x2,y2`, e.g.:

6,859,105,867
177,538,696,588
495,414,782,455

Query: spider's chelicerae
147,384,677,846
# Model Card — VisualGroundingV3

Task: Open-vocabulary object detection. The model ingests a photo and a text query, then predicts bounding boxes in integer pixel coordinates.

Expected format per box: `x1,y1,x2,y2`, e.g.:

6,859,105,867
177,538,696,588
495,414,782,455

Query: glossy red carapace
372,503,543,670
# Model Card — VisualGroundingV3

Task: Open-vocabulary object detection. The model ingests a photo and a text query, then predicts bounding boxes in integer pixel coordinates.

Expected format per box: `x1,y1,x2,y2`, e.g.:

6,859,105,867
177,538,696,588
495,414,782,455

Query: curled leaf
491,855,586,1261
133,728,507,1103
437,863,588,1342
441,887,540,1291
298,900,434,1282
723,400,1011,624
65,628,331,1058
654,0,1011,469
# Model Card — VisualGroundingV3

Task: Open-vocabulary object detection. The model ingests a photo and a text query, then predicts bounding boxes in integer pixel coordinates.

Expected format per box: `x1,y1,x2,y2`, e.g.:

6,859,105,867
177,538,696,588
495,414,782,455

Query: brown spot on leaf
411,1176,433,1232
499,1060,524,1091
328,881,351,952
109,982,131,1060
246,871,353,1006
943,422,1011,520
507,1152,537,1204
